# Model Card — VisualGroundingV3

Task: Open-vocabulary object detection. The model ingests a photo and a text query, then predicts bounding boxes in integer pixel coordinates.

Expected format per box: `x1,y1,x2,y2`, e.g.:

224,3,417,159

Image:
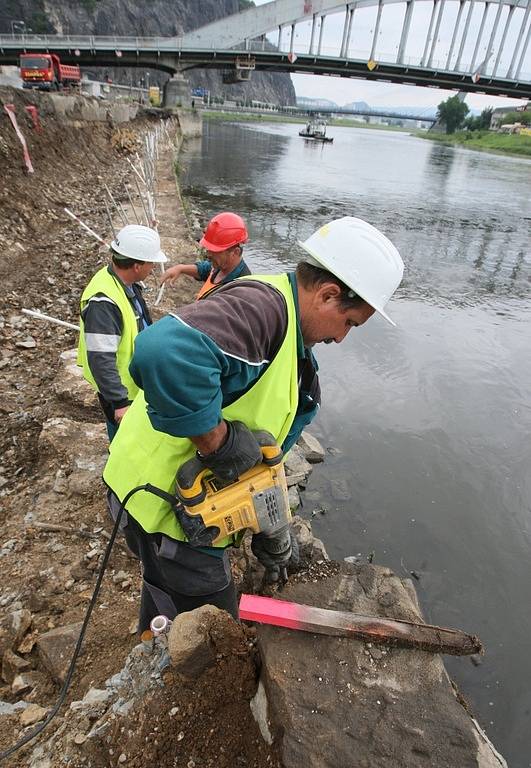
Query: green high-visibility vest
77,267,140,401
103,274,299,547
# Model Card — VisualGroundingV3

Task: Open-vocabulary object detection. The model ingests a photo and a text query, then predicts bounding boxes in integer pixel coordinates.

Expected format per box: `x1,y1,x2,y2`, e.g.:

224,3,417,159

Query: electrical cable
0,484,148,764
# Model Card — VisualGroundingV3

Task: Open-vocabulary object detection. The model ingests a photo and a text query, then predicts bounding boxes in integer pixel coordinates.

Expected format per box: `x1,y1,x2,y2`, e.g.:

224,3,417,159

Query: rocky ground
0,87,246,765
0,88,508,768
0,87,331,768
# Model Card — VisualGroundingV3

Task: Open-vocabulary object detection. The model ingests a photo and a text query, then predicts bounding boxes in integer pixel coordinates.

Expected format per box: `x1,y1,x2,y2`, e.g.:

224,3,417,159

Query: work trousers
97,394,119,442
107,490,238,632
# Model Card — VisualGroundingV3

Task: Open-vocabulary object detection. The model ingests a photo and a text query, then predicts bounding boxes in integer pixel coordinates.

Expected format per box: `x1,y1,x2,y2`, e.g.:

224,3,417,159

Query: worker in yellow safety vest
103,217,404,630
77,224,167,441
160,211,251,300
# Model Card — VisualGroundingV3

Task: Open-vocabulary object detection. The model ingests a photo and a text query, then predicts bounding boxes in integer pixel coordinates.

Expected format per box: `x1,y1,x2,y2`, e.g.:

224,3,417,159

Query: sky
254,0,528,112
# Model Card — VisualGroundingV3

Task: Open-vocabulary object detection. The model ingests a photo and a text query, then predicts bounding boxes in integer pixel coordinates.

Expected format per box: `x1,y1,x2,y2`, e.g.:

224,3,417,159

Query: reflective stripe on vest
77,267,140,401
103,274,299,546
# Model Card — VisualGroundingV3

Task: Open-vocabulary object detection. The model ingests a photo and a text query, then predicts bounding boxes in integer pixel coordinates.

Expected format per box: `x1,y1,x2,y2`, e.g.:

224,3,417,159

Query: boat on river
299,119,333,143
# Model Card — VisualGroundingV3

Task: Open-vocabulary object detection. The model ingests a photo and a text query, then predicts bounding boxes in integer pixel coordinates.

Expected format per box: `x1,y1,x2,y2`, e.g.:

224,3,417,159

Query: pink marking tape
4,104,34,173
239,594,307,631
238,594,482,655
25,105,42,133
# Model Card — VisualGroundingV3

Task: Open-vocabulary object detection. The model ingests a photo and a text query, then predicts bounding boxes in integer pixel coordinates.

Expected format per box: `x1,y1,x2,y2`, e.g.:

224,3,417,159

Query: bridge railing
1,34,528,83
0,34,186,50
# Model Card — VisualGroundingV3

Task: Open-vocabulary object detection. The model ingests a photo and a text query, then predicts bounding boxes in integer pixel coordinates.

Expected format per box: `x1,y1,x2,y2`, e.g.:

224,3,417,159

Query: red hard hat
200,212,249,252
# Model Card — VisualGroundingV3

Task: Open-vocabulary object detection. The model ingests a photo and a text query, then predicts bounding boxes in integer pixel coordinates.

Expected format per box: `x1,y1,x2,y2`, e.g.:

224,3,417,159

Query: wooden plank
239,594,482,656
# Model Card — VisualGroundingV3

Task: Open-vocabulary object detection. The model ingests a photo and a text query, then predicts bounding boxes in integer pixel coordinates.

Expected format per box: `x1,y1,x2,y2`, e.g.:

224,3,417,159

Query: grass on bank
415,129,531,158
199,110,531,156
201,110,409,131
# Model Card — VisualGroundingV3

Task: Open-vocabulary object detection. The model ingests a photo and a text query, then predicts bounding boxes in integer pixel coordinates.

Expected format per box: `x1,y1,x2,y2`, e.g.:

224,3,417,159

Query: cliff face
0,0,296,105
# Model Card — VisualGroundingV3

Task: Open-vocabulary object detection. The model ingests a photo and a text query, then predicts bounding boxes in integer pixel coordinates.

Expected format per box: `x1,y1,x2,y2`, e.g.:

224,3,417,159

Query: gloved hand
251,526,300,583
197,420,262,483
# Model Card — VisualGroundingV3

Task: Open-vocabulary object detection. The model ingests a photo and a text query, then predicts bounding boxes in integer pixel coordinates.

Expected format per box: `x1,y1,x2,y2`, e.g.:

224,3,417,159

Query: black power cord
0,484,148,764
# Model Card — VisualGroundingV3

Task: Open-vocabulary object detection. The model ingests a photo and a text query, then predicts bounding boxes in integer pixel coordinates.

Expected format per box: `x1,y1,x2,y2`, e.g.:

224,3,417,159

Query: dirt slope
0,87,277,767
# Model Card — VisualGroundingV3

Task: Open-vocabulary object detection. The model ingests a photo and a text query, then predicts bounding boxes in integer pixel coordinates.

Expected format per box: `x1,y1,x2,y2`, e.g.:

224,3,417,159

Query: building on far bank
491,102,528,129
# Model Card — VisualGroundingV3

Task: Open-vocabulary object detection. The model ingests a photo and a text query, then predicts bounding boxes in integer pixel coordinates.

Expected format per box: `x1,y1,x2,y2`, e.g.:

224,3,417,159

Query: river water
181,120,531,766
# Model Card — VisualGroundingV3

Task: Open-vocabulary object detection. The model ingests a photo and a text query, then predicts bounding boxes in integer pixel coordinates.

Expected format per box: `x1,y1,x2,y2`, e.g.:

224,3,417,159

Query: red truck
19,53,81,90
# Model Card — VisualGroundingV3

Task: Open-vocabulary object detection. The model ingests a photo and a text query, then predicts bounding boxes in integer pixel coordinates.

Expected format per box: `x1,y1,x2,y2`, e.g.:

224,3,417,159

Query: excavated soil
0,87,281,767
81,619,282,768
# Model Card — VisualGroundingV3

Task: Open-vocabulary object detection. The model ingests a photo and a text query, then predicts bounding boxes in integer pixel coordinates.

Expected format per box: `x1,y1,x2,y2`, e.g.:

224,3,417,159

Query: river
181,120,531,766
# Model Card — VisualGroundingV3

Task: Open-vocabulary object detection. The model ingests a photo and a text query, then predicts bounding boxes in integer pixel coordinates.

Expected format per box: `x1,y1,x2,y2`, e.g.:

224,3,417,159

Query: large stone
167,604,240,679
37,417,107,494
70,687,113,716
53,349,96,410
284,444,312,477
298,431,326,463
0,608,32,657
288,486,300,511
20,704,47,727
2,648,31,684
11,670,48,697
36,622,82,684
255,563,505,768
291,516,329,562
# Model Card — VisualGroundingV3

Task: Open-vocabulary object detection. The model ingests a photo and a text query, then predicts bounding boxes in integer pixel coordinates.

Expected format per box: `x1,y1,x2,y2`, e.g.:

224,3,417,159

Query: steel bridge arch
0,0,529,98
183,0,530,82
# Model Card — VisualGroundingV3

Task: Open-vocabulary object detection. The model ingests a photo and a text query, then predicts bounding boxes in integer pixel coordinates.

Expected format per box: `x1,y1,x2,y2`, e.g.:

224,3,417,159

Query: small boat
299,119,334,143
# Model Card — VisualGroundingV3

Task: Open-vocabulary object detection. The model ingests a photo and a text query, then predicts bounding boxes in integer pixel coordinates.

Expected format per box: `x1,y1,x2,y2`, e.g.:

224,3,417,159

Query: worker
103,217,404,631
77,224,167,441
160,211,251,299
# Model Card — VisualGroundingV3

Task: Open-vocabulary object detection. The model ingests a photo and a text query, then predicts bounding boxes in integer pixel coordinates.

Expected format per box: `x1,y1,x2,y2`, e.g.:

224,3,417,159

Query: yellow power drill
173,430,292,548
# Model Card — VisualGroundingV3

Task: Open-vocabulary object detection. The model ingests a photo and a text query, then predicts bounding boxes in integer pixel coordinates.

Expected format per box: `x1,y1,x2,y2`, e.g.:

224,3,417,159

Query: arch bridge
0,0,529,99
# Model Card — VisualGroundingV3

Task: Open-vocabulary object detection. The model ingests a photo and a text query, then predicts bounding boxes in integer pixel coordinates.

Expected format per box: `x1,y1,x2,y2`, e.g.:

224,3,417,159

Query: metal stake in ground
125,185,141,225
133,174,151,226
103,197,118,239
104,183,128,227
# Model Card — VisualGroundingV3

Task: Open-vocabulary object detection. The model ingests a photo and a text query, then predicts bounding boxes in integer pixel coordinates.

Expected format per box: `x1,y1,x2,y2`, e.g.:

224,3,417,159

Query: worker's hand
197,420,262,483
114,405,129,423
160,265,182,286
251,526,299,583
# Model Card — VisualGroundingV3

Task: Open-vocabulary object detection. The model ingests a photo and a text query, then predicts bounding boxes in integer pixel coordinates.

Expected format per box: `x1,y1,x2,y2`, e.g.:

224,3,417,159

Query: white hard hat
111,224,167,263
298,217,404,326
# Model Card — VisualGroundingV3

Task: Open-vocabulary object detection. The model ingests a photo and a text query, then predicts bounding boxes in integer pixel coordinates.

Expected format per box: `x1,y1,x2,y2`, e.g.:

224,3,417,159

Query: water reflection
425,142,455,189
180,121,531,766
182,123,530,310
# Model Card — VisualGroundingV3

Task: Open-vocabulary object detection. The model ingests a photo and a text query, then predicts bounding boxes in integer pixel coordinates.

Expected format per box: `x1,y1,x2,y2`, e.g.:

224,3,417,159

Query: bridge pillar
163,71,191,109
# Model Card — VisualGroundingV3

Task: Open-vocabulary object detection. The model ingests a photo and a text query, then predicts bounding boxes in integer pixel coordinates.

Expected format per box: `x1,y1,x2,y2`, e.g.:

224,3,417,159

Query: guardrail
1,34,528,86
0,34,185,49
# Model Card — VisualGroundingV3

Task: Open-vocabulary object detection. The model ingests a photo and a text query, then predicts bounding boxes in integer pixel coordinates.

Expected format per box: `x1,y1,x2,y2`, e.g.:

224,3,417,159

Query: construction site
0,87,508,768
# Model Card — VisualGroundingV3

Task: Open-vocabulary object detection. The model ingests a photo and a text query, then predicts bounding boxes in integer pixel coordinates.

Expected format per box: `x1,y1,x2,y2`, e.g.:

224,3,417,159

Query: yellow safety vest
77,267,140,401
103,274,299,546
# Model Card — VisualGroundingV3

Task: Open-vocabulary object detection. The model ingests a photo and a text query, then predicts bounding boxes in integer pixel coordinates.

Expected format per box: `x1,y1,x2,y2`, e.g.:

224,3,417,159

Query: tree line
436,94,529,134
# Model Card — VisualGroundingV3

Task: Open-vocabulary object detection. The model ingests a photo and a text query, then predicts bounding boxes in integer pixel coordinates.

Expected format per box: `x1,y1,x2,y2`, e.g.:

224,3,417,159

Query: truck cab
19,53,80,90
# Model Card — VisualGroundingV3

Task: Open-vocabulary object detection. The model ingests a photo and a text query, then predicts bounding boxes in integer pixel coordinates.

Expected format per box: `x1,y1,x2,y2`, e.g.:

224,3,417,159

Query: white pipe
64,208,109,247
154,283,166,306
126,157,146,185
150,615,172,636
22,308,80,331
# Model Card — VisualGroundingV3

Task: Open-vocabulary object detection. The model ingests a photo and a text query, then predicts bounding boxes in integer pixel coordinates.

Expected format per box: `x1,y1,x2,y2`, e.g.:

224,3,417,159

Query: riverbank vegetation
201,110,408,131
416,130,531,158
422,95,531,157
200,108,531,156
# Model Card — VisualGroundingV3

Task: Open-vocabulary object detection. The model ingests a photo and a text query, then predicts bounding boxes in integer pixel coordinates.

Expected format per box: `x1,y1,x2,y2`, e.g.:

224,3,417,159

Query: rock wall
0,0,297,106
